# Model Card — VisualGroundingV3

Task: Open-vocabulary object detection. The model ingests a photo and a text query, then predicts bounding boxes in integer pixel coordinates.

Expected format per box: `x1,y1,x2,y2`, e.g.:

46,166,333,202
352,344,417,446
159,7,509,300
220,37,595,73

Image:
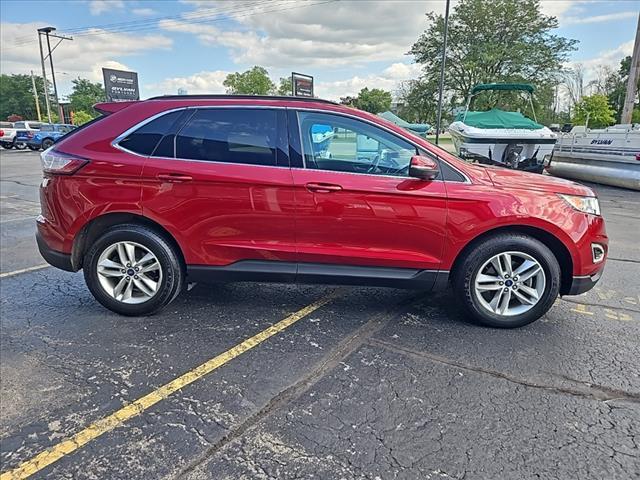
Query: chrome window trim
293,107,470,184
111,106,287,167
110,104,470,183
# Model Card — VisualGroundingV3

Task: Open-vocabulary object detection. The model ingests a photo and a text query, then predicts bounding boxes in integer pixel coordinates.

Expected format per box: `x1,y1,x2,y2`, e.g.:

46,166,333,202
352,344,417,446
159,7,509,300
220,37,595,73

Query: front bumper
36,230,74,272
567,266,604,296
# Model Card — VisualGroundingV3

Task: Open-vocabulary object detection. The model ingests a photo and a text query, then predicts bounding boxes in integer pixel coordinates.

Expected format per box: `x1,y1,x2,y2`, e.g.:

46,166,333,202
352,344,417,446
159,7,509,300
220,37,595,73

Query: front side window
298,111,417,176
118,110,184,156
175,109,279,166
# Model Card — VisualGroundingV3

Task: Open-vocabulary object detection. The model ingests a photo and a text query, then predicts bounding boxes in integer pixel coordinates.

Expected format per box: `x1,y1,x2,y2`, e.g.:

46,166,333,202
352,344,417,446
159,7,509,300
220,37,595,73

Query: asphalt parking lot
1,149,638,479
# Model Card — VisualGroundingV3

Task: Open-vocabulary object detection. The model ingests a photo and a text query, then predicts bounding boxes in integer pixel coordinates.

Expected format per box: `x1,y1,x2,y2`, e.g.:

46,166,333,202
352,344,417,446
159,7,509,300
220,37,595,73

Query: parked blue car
23,124,76,151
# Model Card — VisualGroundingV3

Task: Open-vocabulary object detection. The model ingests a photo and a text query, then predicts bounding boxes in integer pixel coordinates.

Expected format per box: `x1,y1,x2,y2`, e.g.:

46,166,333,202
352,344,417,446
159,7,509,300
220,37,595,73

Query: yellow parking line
0,264,49,279
0,291,339,480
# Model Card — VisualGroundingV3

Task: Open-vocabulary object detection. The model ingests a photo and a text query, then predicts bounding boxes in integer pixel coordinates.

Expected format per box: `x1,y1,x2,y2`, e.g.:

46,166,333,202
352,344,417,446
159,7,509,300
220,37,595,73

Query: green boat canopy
455,108,543,130
377,111,430,133
471,83,535,95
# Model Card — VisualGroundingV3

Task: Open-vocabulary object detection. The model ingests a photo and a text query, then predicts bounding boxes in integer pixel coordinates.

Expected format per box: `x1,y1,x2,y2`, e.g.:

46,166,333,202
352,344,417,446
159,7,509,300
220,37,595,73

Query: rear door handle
305,182,342,193
157,173,193,183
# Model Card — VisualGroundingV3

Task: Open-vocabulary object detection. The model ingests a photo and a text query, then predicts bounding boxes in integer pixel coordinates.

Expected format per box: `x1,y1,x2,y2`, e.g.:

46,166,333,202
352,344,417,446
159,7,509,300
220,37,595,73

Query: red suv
36,96,607,328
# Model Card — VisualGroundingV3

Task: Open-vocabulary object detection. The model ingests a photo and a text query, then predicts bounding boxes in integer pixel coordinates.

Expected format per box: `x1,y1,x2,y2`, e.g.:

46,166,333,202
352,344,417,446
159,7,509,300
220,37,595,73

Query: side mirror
409,155,439,180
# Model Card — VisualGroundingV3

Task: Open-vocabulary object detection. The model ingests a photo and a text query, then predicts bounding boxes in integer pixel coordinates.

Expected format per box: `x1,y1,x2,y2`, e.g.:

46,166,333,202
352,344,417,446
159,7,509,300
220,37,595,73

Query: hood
485,166,595,196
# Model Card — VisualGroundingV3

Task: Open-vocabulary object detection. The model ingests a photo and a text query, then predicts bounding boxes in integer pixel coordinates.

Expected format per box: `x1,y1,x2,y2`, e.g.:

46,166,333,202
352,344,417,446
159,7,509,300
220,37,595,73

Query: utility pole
30,71,42,122
621,14,640,124
37,26,72,123
37,32,52,122
435,0,450,145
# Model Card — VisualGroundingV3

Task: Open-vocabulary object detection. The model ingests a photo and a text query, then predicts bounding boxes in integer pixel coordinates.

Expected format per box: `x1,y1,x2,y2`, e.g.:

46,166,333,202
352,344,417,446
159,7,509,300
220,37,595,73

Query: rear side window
14,122,25,129
40,124,54,131
176,109,280,166
119,110,184,156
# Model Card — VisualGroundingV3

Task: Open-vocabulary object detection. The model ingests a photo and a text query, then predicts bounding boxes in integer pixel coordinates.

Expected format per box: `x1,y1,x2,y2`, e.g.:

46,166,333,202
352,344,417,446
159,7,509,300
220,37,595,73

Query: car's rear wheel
41,139,54,150
84,225,184,316
0,142,13,149
14,142,26,150
453,233,560,328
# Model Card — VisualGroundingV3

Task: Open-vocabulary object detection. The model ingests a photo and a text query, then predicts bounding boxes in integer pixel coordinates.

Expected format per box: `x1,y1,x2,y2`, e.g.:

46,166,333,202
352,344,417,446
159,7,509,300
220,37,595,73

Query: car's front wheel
41,139,54,150
453,233,560,328
84,225,184,316
14,142,27,150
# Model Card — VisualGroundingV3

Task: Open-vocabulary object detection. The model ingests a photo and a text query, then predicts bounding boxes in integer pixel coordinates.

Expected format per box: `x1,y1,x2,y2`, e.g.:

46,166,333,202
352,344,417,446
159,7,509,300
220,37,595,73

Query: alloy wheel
473,251,546,317
96,241,163,304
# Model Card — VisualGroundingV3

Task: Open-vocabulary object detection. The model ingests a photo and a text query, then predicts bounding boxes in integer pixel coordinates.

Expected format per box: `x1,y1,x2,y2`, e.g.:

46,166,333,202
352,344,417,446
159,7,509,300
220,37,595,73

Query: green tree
72,110,94,126
277,77,292,96
223,66,275,95
397,79,439,123
572,94,616,128
353,87,392,114
0,74,50,121
409,0,578,100
68,78,105,117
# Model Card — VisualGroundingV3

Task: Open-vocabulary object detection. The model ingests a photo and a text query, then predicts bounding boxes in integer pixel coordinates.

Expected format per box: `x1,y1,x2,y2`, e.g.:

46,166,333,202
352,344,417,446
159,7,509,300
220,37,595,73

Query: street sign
292,72,314,97
102,68,140,102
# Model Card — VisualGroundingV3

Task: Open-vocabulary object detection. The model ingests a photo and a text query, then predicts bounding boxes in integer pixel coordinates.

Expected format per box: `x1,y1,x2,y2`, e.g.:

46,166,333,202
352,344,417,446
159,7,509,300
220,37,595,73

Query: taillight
41,149,88,175
27,131,34,139
0,129,4,137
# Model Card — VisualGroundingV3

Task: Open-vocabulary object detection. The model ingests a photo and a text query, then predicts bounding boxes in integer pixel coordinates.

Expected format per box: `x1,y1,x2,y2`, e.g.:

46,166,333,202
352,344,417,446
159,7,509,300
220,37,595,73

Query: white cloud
1,22,172,96
563,11,638,25
132,8,158,16
316,62,422,100
89,0,124,16
144,70,229,97
571,40,634,74
160,1,443,68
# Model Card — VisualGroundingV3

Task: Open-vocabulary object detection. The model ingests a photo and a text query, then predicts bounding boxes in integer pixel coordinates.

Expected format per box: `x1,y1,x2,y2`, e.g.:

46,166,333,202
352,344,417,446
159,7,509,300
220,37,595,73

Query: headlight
558,194,601,216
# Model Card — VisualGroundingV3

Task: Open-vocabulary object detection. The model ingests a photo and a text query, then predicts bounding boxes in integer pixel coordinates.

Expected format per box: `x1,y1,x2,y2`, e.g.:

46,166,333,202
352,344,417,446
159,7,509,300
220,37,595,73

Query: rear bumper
36,230,74,272
567,266,604,296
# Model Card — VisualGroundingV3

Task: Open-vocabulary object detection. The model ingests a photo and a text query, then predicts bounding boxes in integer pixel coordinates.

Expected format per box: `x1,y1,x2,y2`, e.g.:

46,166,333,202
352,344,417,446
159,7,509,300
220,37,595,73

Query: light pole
37,30,52,122
435,0,450,145
37,26,72,123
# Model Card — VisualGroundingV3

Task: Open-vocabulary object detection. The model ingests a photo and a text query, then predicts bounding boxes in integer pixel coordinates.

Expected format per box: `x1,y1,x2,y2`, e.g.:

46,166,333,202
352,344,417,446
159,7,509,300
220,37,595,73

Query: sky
0,0,638,101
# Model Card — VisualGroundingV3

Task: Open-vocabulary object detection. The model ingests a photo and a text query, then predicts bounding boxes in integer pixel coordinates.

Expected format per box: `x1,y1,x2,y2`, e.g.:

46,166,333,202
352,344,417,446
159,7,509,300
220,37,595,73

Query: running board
186,261,449,291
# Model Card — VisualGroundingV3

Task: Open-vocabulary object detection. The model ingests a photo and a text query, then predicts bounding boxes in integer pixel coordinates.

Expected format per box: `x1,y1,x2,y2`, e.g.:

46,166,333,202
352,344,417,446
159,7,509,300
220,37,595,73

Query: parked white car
0,121,16,149
12,121,43,150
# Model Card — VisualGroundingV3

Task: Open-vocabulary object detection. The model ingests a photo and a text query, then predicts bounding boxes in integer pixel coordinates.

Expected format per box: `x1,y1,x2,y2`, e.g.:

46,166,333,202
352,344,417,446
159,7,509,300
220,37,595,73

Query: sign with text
102,68,140,102
292,72,314,97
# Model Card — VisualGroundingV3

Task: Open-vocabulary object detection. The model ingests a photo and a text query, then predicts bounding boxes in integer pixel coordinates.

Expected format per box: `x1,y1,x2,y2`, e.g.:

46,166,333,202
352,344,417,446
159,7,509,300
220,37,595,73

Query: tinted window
176,109,278,166
14,122,25,129
119,110,183,156
298,111,416,176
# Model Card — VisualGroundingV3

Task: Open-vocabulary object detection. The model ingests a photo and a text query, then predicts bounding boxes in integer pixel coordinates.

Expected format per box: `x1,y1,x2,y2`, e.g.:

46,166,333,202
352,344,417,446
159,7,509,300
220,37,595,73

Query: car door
289,109,448,276
137,107,297,270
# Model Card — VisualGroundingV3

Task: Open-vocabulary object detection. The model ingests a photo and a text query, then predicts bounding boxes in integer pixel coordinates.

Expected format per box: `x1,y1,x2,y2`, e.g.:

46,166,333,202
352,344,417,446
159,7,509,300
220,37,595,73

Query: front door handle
157,173,193,183
305,182,342,193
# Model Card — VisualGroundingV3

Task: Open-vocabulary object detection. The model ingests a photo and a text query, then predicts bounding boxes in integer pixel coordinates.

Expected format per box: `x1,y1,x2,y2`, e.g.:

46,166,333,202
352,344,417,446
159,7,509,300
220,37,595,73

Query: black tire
14,142,26,150
27,145,39,151
41,138,54,150
83,225,184,316
0,142,13,149
453,233,560,328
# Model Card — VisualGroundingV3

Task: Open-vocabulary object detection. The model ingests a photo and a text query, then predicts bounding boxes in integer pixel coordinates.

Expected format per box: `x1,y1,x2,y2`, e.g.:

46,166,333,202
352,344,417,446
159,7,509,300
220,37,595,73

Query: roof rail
146,94,339,105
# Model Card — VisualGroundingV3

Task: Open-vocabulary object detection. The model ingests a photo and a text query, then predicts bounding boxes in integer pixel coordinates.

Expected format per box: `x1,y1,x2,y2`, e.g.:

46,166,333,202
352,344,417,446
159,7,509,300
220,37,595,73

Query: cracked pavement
1,150,639,479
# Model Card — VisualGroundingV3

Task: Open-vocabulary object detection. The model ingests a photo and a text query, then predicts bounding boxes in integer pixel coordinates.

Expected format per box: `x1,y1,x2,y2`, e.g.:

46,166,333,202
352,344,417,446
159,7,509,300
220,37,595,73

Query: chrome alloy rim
96,241,163,304
474,251,546,317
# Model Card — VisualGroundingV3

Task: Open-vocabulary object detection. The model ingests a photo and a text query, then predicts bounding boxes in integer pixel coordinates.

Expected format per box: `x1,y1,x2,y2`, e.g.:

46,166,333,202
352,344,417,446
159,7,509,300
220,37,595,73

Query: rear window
175,108,279,166
14,122,25,129
0,122,12,128
118,110,184,156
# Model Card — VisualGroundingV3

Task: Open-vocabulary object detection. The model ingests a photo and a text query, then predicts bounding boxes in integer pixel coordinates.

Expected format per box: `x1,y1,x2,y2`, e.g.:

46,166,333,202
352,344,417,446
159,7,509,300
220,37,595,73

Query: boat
448,83,557,173
546,124,640,191
377,111,430,136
